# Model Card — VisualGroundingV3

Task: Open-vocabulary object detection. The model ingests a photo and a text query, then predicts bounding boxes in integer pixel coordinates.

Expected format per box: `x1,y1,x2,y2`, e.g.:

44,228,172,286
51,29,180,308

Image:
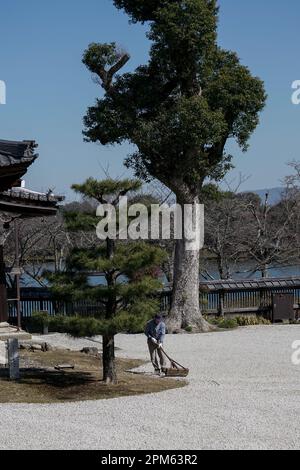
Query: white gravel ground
0,325,300,450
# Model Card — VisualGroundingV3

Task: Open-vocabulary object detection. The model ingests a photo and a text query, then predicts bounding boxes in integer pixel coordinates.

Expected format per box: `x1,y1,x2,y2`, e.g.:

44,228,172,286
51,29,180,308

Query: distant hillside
243,187,284,205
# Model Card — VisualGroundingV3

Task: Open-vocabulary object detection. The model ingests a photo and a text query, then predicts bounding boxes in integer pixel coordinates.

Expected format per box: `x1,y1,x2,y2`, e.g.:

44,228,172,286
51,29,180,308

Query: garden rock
19,341,54,352
81,347,100,356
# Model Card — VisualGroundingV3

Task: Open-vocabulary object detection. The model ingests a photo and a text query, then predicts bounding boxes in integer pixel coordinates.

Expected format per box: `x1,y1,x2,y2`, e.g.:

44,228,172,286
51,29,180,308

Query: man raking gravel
145,315,167,376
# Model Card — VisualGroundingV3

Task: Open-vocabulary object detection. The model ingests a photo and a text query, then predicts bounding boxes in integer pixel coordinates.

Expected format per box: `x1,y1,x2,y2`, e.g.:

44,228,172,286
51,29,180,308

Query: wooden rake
160,347,189,377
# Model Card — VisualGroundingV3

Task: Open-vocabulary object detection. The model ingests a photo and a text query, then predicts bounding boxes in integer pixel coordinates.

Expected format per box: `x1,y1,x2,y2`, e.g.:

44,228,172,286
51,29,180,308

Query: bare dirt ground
0,349,185,403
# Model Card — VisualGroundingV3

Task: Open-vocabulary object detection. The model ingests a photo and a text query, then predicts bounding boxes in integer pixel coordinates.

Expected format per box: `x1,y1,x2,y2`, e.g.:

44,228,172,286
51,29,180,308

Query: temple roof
0,139,64,217
0,140,38,191
199,277,300,292
0,187,65,217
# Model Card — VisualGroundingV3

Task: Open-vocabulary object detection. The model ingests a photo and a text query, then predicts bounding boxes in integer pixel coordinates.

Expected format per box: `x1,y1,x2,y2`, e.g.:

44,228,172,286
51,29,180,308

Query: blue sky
0,0,299,200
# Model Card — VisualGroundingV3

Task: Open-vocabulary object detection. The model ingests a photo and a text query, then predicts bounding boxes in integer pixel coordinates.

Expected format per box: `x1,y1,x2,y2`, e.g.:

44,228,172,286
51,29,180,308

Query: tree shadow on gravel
0,349,187,403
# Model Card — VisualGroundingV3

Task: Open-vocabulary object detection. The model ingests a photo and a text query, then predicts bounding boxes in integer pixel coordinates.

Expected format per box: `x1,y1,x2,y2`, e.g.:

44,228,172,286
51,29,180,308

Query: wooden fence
7,278,300,321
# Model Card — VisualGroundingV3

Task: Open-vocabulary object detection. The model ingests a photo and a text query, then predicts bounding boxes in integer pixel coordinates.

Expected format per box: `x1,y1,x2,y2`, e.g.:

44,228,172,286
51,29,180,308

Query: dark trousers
147,339,166,371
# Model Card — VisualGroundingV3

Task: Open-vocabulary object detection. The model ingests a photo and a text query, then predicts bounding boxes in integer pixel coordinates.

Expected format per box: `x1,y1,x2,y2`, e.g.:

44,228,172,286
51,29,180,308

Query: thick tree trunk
167,238,214,333
102,234,118,384
102,334,117,384
166,193,215,333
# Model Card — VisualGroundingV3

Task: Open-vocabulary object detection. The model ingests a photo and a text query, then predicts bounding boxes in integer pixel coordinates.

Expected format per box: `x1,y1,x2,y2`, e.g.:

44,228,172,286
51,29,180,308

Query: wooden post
0,341,8,366
14,220,21,330
8,338,20,380
0,245,8,323
219,291,225,318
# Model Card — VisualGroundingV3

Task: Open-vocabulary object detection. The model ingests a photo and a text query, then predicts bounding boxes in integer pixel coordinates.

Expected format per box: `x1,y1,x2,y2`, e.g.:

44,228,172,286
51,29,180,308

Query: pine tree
48,178,166,384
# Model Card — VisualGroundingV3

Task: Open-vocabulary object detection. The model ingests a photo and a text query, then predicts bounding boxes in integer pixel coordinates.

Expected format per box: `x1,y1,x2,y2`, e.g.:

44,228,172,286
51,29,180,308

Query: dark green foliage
83,1,266,193
81,1,266,330
48,178,166,339
63,211,98,232
113,0,164,22
185,325,193,333
49,310,152,337
82,43,124,73
72,178,142,203
200,183,231,203
206,315,271,328
206,315,238,329
216,318,238,329
47,315,70,333
29,311,50,332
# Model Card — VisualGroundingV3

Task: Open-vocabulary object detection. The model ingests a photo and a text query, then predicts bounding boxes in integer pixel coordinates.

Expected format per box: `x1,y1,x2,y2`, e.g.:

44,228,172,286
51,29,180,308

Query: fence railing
199,288,300,315
7,285,300,320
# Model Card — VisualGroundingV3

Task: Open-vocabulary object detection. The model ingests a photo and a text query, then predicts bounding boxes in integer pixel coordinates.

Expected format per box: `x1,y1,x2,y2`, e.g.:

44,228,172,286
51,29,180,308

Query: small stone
19,342,32,351
81,347,99,356
54,364,75,370
41,342,54,352
19,341,54,352
30,343,43,352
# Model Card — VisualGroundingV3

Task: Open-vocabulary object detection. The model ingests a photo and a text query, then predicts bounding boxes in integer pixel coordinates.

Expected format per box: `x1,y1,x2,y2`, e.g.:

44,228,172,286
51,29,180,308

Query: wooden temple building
0,139,63,336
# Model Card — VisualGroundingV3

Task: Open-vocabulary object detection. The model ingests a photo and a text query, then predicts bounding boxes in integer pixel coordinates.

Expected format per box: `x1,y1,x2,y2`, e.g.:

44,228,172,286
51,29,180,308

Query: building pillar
0,245,8,323
218,291,225,318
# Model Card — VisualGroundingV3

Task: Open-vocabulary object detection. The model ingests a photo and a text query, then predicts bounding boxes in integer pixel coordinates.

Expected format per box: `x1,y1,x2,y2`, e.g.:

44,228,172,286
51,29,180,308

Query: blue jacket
145,319,166,344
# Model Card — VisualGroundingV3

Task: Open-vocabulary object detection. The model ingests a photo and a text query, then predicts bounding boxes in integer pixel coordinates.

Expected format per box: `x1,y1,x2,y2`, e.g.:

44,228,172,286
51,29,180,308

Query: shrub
217,318,238,329
185,326,193,333
205,314,271,329
235,315,271,326
48,315,70,333
29,311,50,332
205,315,238,329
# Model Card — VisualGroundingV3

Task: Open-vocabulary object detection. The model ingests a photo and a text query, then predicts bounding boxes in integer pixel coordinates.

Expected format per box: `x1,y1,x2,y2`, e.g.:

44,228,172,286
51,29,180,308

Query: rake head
164,363,189,377
164,368,189,377
160,348,189,377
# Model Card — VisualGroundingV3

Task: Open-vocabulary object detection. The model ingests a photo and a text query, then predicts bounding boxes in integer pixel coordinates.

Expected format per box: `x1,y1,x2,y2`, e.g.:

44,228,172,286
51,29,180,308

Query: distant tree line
4,163,300,286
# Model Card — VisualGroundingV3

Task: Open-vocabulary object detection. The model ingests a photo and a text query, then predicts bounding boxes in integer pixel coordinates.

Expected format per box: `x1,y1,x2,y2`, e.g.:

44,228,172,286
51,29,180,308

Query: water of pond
200,261,300,281
18,260,300,288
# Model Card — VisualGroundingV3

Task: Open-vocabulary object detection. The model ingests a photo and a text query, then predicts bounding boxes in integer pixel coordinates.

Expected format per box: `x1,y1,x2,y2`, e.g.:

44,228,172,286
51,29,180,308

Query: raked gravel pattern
0,325,300,450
